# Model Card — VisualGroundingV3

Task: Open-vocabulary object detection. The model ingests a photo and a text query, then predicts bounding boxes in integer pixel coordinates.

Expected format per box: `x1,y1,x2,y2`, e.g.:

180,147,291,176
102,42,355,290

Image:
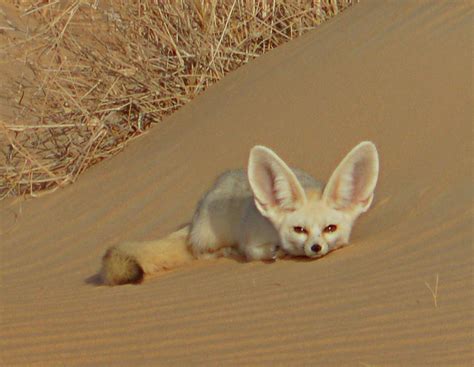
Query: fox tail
101,226,193,285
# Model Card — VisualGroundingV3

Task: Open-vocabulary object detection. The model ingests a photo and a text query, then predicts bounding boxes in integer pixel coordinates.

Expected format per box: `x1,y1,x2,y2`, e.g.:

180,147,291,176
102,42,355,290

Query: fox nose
311,244,322,253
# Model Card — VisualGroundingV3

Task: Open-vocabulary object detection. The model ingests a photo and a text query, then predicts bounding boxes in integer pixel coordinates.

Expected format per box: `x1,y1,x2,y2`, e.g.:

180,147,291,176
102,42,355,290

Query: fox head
248,142,379,258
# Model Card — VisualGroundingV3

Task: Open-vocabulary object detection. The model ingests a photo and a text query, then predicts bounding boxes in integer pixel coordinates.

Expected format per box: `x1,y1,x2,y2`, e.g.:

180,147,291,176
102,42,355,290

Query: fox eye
293,226,308,235
323,224,337,233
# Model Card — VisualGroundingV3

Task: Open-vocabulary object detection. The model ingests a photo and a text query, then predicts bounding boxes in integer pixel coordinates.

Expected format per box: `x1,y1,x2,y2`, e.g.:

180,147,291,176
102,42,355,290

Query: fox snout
304,241,328,258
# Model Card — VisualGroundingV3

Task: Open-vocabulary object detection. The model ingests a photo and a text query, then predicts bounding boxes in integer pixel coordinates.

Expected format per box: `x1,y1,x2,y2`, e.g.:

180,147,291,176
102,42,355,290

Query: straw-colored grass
0,0,356,199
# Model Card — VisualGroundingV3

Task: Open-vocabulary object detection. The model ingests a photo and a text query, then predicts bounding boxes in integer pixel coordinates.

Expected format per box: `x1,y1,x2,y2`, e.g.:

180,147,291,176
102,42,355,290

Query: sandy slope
1,1,472,365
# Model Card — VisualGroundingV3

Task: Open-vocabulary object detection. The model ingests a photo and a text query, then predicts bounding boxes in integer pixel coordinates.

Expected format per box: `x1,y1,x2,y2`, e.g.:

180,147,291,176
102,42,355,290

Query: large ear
248,146,306,220
322,142,379,214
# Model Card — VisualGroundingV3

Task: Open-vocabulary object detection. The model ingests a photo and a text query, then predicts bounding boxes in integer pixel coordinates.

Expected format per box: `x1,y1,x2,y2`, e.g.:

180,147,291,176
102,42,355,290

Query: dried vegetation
0,0,355,199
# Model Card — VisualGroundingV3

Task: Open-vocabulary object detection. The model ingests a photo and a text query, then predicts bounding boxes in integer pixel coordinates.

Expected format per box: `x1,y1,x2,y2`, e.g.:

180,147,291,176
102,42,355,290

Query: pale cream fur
101,142,379,285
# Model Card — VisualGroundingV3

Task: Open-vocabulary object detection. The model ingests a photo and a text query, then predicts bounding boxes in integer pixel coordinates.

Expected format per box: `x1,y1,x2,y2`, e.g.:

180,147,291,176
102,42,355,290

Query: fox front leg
241,242,282,261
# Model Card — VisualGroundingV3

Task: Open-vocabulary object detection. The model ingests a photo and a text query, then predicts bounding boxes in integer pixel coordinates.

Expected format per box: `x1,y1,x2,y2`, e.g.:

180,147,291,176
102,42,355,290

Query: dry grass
425,273,439,308
0,0,356,199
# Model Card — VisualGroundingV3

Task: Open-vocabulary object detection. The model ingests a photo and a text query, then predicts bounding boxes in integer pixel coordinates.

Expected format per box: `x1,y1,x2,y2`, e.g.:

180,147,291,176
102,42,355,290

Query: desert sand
1,0,472,365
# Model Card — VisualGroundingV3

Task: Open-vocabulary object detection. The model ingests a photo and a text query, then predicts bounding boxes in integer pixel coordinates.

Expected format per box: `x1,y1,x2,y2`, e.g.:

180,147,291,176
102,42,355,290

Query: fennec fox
102,141,379,285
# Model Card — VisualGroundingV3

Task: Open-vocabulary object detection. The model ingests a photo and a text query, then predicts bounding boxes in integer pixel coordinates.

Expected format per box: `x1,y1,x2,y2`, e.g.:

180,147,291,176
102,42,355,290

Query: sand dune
1,0,472,365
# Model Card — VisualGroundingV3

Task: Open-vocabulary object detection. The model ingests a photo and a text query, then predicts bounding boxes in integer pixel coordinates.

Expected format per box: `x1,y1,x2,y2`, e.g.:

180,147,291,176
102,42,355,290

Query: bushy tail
101,226,193,285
